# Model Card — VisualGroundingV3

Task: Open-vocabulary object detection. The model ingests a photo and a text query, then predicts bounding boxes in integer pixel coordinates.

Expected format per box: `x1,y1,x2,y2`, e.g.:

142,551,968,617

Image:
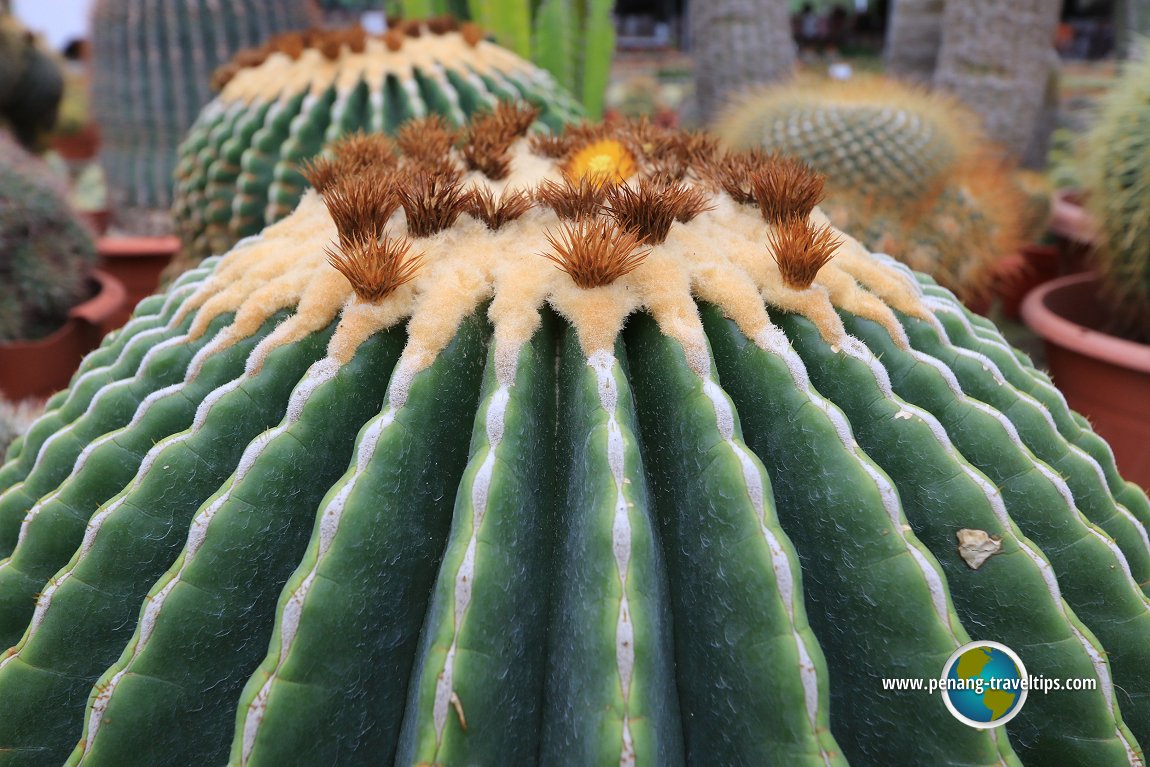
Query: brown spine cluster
396,115,461,173
464,187,533,230
326,234,423,303
749,156,826,225
321,173,421,302
603,178,713,244
301,132,399,194
214,20,483,89
534,177,608,221
397,168,468,237
462,103,539,180
541,218,651,289
701,149,777,205
767,218,842,290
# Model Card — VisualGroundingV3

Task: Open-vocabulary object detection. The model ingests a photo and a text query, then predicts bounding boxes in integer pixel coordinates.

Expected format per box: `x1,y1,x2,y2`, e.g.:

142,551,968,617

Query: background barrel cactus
0,115,1148,766
0,140,98,342
170,19,583,269
715,75,1027,305
1080,44,1150,341
89,0,320,230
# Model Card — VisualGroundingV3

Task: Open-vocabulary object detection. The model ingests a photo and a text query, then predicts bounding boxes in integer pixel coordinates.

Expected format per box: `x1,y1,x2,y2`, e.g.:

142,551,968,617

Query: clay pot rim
1021,272,1150,374
0,269,126,352
97,235,180,257
1049,188,1097,244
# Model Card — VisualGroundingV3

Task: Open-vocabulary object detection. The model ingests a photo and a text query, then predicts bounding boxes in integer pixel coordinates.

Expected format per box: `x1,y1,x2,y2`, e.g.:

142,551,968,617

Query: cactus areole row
172,19,582,268
2,115,1150,767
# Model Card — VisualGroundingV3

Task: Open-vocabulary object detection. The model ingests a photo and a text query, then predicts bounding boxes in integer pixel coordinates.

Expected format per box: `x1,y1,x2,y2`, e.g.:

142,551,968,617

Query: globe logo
940,641,1028,728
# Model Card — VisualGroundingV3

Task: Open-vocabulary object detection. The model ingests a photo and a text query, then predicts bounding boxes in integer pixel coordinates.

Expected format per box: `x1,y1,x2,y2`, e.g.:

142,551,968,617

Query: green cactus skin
171,24,583,266
1082,47,1150,339
715,76,1025,305
89,0,319,219
0,157,98,342
0,120,1149,767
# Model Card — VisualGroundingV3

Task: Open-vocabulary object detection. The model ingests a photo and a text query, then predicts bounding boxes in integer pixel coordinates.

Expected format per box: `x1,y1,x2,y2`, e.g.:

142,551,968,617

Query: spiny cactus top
89,0,320,226
1081,46,1150,341
171,19,583,269
1,115,1149,767
0,145,98,342
715,75,1026,303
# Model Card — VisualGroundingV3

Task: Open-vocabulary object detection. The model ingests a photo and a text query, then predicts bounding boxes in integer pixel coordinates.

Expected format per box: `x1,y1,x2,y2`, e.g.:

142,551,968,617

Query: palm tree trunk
884,0,945,82
933,0,1061,161
691,0,795,125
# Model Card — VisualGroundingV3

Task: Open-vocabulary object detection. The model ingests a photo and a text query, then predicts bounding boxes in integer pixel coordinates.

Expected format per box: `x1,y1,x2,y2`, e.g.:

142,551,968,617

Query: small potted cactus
0,113,1148,764
0,142,125,399
1023,47,1150,490
713,75,1031,312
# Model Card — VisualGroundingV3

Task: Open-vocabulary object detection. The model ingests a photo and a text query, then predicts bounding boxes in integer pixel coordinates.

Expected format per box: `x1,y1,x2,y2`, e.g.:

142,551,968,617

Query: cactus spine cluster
0,142,98,342
171,20,583,269
89,0,319,225
0,115,1148,766
1081,45,1150,340
715,75,1026,304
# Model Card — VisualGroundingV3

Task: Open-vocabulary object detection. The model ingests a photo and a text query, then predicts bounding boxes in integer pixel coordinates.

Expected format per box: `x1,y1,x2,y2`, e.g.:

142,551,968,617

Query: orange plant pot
0,270,127,400
1022,272,1150,491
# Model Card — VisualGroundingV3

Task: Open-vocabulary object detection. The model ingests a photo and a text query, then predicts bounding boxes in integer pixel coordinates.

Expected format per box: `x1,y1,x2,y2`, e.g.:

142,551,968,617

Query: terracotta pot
51,123,100,161
985,243,1061,320
1021,273,1150,490
0,270,127,400
97,236,179,334
1049,189,1096,244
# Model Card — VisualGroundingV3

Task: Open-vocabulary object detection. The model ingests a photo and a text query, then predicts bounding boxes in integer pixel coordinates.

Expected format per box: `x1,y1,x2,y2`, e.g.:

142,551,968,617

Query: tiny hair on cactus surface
3,113,1150,767
541,217,651,288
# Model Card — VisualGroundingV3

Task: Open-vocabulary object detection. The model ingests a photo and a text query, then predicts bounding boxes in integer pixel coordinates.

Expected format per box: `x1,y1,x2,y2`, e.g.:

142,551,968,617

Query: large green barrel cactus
171,19,583,268
715,75,1026,304
89,0,320,228
1,116,1149,766
1081,45,1150,340
0,144,98,341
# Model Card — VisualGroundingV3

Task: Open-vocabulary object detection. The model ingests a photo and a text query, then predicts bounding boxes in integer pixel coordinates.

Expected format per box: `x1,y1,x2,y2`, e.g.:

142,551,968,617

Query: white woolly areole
433,342,517,746
587,350,638,767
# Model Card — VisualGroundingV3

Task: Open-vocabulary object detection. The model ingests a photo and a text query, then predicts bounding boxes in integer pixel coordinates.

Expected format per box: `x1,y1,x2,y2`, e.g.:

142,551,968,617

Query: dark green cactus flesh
171,22,583,267
89,0,319,218
0,119,1148,767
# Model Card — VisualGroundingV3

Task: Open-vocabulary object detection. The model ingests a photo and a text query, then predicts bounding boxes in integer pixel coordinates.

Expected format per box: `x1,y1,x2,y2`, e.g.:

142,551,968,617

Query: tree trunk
1116,0,1150,58
691,0,795,125
933,0,1061,161
884,0,945,82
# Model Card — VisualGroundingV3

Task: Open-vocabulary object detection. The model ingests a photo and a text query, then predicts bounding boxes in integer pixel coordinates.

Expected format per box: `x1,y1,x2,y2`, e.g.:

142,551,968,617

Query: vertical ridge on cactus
0,118,1148,766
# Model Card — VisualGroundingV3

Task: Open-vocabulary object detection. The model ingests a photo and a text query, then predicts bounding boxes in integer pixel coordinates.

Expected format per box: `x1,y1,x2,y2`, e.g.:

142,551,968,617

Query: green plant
0,149,98,342
89,0,320,226
0,397,42,460
0,118,1149,766
1080,45,1150,340
383,0,614,119
0,14,63,151
715,74,1027,305
171,20,583,268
